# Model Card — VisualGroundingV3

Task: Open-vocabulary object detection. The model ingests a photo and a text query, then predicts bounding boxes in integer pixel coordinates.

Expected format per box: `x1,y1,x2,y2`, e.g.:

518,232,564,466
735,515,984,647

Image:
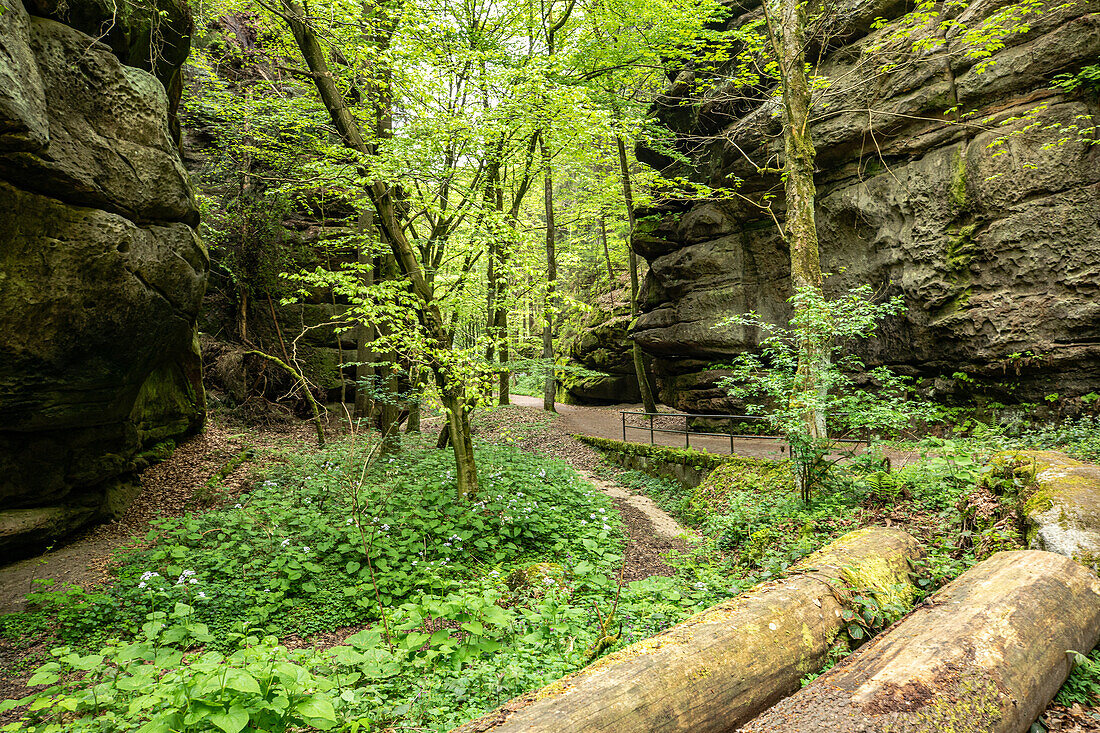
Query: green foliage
575,435,763,471
1056,649,1100,706
718,285,934,498
1009,416,1100,463
4,438,738,731
1053,59,1100,94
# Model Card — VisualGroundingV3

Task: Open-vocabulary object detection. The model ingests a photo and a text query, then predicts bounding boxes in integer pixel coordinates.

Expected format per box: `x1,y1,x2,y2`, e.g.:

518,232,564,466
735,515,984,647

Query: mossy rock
507,563,566,594
995,450,1100,572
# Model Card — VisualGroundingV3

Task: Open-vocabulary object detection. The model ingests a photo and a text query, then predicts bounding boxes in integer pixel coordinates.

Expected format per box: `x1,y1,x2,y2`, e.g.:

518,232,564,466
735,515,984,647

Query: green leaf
461,621,485,636
27,671,60,686
345,561,361,574
210,705,249,733
224,669,261,694
296,695,337,723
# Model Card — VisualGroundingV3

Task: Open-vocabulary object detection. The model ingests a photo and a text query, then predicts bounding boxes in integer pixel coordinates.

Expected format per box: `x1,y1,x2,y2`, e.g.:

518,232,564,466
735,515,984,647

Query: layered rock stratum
0,0,206,556
632,0,1100,412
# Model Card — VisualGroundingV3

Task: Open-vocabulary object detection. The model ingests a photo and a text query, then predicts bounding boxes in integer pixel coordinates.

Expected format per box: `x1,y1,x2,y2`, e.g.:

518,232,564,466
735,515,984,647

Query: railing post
730,418,735,454
685,415,689,448
622,411,626,442
649,413,654,445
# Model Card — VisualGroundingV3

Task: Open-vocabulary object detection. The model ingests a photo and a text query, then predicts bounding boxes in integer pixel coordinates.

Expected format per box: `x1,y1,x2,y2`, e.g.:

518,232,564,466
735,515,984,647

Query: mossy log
741,550,1100,733
451,527,922,733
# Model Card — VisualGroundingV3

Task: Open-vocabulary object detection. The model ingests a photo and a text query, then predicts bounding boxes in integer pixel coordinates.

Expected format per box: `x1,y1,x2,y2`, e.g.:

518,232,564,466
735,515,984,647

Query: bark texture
452,527,921,733
742,550,1100,733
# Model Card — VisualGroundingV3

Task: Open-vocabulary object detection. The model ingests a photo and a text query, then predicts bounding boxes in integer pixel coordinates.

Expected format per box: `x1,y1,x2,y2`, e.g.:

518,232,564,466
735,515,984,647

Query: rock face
0,0,206,556
560,308,642,405
633,0,1100,412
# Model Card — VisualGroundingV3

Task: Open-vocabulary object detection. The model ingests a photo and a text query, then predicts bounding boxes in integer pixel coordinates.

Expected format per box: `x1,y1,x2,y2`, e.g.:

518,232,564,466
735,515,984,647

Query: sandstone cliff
0,0,207,556
633,0,1100,412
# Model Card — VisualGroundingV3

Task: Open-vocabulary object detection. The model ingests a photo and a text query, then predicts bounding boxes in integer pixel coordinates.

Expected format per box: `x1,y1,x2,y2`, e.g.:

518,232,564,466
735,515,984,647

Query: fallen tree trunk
741,550,1100,733
452,527,922,733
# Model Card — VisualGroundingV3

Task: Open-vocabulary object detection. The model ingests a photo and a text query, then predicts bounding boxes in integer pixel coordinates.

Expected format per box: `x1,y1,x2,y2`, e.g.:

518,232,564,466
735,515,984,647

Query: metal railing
620,410,784,454
620,410,867,453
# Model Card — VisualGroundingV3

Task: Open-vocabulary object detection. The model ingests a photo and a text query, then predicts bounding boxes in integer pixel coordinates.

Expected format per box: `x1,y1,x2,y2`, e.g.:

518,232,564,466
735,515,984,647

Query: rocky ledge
632,0,1100,412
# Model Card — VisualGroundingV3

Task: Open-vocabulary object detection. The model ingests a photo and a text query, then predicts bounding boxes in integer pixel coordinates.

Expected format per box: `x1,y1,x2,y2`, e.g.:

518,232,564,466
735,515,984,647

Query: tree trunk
354,213,375,420
451,528,922,733
765,0,826,501
541,134,557,413
277,0,477,495
743,550,1100,733
378,253,401,453
599,214,615,297
616,135,658,414
440,389,477,497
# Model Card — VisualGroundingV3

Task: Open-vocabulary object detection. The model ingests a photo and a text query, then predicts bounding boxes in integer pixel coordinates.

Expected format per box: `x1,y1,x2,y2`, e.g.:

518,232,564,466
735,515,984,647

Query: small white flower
302,546,310,552
137,581,147,589
234,503,242,509
381,524,390,531
189,578,198,585
281,539,291,547
197,591,208,600
346,518,354,525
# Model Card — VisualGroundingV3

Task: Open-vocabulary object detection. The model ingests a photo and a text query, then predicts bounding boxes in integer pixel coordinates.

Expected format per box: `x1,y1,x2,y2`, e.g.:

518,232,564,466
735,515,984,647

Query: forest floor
2,400,1098,731
470,402,689,582
0,417,333,615
0,401,692,720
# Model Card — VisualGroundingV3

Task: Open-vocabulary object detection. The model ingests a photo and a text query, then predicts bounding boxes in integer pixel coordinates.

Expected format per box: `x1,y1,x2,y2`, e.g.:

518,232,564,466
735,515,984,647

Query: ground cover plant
0,436,729,732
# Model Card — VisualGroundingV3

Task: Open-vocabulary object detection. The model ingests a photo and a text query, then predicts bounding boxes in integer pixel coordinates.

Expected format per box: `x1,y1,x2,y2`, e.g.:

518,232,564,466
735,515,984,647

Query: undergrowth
0,438,729,732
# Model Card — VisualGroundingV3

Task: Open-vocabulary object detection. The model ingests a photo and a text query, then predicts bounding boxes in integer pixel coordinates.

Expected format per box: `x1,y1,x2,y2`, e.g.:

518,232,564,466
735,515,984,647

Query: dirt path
473,405,692,581
0,417,326,614
508,395,790,459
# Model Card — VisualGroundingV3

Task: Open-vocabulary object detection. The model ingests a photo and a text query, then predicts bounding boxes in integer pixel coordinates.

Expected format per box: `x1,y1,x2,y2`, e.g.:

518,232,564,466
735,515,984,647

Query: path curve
508,395,789,459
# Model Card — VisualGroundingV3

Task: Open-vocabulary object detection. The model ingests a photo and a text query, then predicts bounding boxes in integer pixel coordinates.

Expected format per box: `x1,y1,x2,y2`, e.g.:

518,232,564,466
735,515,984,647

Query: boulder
0,0,206,557
741,550,1100,733
632,0,1100,411
452,527,922,733
1013,451,1100,571
561,310,642,405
